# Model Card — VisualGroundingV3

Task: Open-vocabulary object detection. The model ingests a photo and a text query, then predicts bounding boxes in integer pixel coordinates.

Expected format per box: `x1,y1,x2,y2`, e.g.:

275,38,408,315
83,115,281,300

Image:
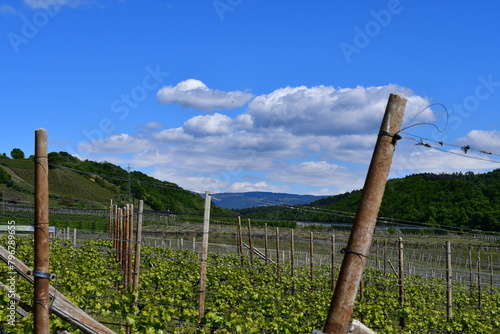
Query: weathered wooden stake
237,216,244,266
446,241,453,321
331,234,336,291
310,232,314,286
198,191,211,322
291,229,295,278
398,237,405,328
477,253,482,311
133,200,143,297
127,204,134,286
247,219,254,268
34,128,50,334
265,224,269,265
276,227,280,280
323,94,407,334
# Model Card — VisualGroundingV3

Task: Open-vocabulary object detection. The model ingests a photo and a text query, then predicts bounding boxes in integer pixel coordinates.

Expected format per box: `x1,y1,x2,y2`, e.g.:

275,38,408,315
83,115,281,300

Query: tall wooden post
310,232,314,285
109,200,114,239
127,204,134,286
276,227,280,280
34,128,50,334
247,219,254,268
198,191,211,322
331,234,336,291
323,94,407,333
237,216,244,266
446,241,453,321
265,224,269,265
133,200,144,300
398,237,405,328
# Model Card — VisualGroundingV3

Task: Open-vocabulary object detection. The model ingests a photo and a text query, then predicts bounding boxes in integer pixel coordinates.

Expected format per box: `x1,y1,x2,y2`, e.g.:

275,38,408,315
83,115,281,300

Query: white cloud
157,79,254,111
226,181,289,193
23,0,88,9
455,130,500,154
268,161,366,193
247,84,431,136
138,121,164,133
78,134,151,154
81,83,458,194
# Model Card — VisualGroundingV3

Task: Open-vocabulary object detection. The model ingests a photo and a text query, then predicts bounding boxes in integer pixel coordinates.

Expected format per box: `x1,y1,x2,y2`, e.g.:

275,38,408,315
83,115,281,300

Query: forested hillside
0,151,232,216
240,170,500,232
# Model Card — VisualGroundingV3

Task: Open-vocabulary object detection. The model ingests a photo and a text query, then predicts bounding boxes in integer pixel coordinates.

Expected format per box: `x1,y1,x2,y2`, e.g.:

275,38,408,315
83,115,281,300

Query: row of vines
1,228,500,333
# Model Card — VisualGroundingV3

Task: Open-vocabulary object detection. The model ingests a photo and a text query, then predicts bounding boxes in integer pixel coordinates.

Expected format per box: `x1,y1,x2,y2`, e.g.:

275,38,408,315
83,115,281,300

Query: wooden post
109,199,113,239
489,254,494,295
323,94,407,334
291,229,295,278
384,239,387,275
477,253,482,311
198,191,211,322
117,208,122,263
310,232,314,286
34,129,51,334
247,219,254,268
276,227,280,280
446,241,453,321
265,224,269,265
73,228,76,248
398,237,405,328
133,200,144,301
469,250,473,295
331,234,336,292
127,204,134,286
237,217,244,266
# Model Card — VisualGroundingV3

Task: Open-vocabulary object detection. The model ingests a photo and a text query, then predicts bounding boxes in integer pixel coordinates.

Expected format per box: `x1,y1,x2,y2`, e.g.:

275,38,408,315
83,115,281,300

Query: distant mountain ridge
212,191,331,209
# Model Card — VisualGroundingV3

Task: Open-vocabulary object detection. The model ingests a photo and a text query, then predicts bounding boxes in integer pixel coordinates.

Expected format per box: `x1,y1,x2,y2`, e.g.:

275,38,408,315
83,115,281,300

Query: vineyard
1,206,500,333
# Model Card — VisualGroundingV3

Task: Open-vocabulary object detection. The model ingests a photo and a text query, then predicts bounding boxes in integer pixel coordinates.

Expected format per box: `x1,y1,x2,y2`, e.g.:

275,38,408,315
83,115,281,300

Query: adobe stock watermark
75,64,169,154
7,1,65,54
339,0,406,64
213,0,242,21
6,220,17,326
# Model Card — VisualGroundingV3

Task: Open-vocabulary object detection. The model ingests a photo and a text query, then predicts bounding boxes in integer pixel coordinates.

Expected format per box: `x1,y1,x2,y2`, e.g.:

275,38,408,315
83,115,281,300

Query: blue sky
1,0,500,195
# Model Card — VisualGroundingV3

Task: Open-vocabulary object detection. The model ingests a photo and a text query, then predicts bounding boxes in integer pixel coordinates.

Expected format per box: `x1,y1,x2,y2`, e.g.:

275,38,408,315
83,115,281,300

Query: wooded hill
0,152,232,216
239,170,500,232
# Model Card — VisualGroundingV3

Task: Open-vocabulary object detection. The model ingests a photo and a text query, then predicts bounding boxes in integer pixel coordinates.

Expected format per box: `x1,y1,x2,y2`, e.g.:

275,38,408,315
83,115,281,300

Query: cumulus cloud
82,82,467,194
247,84,431,136
157,79,254,111
455,130,500,154
78,134,151,154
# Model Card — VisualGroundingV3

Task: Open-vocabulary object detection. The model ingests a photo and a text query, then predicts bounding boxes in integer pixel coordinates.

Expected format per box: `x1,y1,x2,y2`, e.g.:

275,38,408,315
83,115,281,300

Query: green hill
0,152,231,216
240,170,500,232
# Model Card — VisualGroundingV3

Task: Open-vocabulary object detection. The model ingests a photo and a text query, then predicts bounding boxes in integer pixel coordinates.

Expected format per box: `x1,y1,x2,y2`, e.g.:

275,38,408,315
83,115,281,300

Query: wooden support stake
198,191,211,323
237,216,244,266
109,200,113,239
310,232,314,285
247,219,254,268
398,237,405,328
127,204,134,286
477,253,482,311
276,227,280,280
446,241,453,321
265,224,269,265
34,128,50,334
331,234,336,291
291,229,295,278
323,94,407,334
133,201,143,302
